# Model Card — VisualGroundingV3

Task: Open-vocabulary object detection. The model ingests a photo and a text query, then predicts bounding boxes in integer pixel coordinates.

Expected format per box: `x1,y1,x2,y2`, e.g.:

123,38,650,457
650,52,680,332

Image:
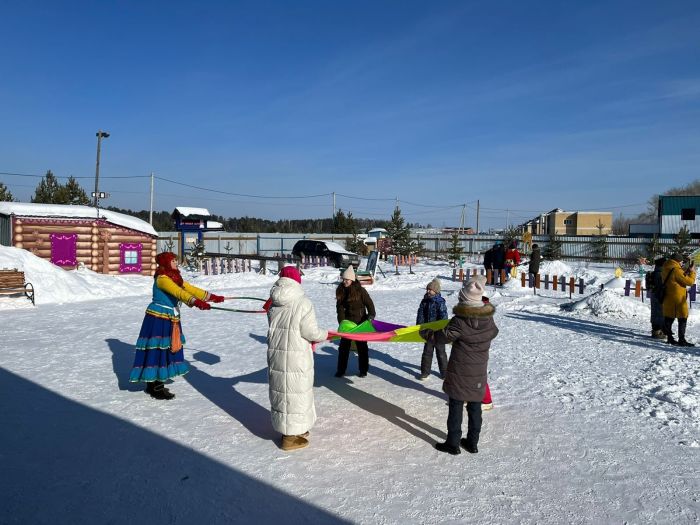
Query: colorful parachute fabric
327,318,449,343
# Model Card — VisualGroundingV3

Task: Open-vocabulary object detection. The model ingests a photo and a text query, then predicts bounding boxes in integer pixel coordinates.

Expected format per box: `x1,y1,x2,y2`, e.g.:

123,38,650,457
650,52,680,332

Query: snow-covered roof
0,202,157,236
174,207,211,217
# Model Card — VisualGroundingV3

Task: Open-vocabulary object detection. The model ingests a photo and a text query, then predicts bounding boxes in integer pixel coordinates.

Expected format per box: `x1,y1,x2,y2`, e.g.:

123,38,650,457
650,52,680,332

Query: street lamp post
94,130,110,207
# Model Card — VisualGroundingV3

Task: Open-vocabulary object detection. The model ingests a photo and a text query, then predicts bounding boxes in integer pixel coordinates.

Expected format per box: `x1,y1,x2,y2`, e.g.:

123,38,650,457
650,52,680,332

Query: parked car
292,240,360,269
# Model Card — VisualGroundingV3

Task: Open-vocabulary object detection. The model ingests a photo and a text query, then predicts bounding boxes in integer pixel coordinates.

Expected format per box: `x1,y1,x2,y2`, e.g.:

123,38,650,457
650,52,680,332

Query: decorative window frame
50,233,78,266
119,243,142,273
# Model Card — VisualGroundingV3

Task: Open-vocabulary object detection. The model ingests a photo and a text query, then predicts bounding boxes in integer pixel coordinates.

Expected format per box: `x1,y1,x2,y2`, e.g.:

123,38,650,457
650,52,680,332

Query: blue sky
1,1,699,230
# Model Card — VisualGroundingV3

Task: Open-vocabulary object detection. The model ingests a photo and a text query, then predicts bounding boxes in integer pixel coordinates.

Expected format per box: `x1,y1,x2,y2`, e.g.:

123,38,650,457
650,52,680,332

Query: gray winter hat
459,275,487,306
426,278,441,293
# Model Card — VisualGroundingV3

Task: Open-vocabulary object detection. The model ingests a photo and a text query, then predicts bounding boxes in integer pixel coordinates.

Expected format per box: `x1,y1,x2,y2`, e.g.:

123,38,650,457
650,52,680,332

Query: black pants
446,397,482,448
337,338,369,375
664,316,688,341
420,341,447,376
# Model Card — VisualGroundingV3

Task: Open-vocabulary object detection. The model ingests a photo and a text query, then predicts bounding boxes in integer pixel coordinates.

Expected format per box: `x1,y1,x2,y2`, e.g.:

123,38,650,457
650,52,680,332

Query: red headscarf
279,266,301,283
154,252,183,286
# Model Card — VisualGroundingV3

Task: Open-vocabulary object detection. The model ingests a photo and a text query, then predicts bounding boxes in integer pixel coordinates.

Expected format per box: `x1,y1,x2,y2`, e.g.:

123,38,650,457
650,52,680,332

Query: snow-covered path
1,253,699,524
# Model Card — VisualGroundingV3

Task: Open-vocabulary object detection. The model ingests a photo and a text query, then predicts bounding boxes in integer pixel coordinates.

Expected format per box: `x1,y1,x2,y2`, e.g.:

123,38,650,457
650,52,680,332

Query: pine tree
502,226,520,250
589,220,608,261
0,182,14,201
542,234,562,260
387,207,422,273
60,176,91,205
344,212,365,254
333,209,348,233
445,233,463,267
646,235,663,260
674,225,694,257
31,170,62,203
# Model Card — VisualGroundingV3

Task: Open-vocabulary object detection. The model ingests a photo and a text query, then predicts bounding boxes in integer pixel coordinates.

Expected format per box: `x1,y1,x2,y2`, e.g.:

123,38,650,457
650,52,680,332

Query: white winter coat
266,277,327,436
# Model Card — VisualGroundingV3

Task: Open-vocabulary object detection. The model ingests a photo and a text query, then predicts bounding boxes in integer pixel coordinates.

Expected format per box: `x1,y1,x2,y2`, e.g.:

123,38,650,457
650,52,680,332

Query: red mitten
193,298,211,310
209,293,225,303
263,297,273,312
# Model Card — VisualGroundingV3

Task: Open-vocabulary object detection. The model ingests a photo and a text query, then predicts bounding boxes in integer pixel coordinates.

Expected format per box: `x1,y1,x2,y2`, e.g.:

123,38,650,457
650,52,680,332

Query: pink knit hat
279,266,302,283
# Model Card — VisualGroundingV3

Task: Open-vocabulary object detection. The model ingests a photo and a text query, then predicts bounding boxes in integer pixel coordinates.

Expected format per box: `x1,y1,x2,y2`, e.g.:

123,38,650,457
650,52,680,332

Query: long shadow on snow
0,367,349,524
324,340,445,398
184,363,276,441
505,312,700,357
314,347,446,444
105,338,143,392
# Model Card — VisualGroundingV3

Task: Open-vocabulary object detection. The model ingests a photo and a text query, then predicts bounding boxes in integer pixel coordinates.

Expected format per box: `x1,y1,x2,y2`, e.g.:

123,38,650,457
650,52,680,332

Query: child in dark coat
416,278,449,380
421,274,499,455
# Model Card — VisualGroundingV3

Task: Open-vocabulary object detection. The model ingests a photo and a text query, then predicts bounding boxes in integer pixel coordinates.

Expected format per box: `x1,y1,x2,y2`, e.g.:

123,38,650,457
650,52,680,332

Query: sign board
365,251,379,276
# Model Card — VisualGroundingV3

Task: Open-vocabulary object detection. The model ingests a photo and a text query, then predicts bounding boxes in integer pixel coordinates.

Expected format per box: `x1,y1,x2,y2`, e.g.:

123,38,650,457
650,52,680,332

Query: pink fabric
482,383,492,404
326,330,398,342
280,266,302,283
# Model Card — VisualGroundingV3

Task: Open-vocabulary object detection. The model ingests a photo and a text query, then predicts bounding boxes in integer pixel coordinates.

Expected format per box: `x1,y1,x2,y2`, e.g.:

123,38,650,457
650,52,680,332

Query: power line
154,176,332,199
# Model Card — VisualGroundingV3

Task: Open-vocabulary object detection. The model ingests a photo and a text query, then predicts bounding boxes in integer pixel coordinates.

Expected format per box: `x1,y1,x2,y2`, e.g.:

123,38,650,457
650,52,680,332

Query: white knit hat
342,265,356,281
459,275,487,305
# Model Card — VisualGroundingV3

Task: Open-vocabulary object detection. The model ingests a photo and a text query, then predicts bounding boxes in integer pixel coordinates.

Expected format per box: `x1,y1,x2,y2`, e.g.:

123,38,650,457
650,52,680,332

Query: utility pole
506,209,510,229
332,192,336,219
93,130,110,207
476,200,480,234
149,172,154,225
459,204,466,235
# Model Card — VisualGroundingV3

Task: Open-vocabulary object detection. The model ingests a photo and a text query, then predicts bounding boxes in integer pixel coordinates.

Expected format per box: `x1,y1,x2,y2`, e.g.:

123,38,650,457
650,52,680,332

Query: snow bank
562,288,650,319
0,245,151,308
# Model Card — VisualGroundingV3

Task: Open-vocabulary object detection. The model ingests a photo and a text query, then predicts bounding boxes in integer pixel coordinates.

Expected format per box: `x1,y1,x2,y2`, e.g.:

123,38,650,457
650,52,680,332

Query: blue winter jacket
416,293,448,324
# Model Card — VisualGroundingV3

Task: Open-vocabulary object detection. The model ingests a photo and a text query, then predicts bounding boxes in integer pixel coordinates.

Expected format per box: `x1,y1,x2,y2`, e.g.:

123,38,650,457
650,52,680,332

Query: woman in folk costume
129,252,224,400
266,266,328,451
335,265,376,378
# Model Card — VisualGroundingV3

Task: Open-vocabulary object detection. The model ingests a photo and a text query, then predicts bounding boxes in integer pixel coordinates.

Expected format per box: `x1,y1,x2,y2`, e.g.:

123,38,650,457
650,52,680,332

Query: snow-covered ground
1,246,699,524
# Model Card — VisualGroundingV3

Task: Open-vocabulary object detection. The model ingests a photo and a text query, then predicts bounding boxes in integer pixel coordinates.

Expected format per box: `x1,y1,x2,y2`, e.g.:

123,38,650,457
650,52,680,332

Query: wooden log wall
12,217,157,276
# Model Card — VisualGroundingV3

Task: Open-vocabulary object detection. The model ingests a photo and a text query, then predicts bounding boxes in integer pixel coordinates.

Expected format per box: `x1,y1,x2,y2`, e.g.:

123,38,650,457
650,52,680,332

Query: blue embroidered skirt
129,313,189,383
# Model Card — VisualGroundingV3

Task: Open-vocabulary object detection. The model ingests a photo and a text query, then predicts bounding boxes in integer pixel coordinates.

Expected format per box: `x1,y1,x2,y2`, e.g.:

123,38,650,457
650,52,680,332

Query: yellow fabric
156,275,208,306
661,259,696,318
391,319,450,342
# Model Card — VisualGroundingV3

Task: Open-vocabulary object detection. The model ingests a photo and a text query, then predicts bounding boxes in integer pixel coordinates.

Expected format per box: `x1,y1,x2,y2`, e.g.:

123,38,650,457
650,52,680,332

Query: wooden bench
0,269,35,305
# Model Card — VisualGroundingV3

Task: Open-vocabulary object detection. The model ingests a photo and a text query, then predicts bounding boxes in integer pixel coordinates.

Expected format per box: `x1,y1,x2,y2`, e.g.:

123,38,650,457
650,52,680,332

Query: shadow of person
324,341,444,399
105,338,142,392
0,368,349,524
505,311,700,357
249,333,267,345
314,349,446,444
184,363,276,441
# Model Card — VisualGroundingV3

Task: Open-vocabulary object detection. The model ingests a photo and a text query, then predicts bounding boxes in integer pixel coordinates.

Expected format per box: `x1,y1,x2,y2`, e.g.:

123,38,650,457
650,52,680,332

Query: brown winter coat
336,281,376,324
433,302,498,402
661,259,696,318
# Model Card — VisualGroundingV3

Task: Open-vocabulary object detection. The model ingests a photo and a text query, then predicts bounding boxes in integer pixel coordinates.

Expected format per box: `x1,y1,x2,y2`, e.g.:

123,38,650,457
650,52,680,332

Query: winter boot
434,442,461,455
146,381,175,400
460,438,478,454
652,329,666,340
677,319,694,346
667,336,679,345
281,435,309,451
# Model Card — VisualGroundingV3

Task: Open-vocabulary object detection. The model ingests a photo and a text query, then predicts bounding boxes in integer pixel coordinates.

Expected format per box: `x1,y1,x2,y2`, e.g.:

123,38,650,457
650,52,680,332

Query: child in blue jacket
416,278,449,380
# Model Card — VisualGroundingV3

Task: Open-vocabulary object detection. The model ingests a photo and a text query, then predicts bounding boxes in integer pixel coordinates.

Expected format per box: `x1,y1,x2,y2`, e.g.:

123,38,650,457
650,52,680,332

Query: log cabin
0,202,158,275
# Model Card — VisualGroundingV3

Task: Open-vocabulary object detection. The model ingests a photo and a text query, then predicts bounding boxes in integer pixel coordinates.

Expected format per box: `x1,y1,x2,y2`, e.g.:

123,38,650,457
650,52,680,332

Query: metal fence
156,231,685,267
156,232,356,258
